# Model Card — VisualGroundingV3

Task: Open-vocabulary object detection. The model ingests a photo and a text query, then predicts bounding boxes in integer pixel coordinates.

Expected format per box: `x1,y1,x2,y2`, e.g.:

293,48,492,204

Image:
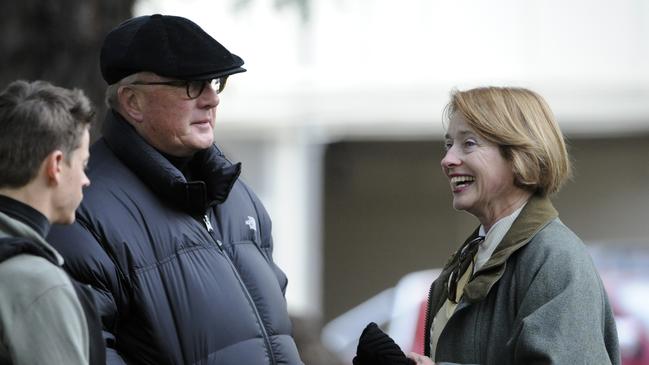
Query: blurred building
135,0,649,325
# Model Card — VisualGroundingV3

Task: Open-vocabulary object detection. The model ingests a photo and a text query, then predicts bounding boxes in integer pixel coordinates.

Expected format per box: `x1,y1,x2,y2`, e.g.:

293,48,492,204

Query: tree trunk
0,0,135,141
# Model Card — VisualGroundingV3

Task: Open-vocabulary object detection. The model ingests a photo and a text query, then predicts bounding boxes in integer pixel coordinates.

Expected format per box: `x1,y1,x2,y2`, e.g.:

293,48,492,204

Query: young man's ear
118,86,144,123
43,150,65,186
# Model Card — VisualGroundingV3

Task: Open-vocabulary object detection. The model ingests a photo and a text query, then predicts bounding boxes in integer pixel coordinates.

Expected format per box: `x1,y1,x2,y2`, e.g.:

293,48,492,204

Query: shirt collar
475,201,528,272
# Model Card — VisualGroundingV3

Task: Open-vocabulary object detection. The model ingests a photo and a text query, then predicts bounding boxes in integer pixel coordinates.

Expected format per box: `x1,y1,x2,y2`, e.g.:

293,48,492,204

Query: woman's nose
441,148,460,170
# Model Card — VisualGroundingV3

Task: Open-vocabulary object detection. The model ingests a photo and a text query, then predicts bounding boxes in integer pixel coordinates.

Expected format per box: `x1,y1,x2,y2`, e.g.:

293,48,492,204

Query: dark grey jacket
424,196,620,365
48,111,302,364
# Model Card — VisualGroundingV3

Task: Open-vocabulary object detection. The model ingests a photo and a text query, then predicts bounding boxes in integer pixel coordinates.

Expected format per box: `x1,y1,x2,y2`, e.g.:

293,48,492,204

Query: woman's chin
452,200,470,212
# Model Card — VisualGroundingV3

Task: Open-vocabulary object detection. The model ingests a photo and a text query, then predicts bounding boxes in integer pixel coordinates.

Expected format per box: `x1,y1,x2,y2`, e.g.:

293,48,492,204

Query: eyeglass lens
187,79,223,98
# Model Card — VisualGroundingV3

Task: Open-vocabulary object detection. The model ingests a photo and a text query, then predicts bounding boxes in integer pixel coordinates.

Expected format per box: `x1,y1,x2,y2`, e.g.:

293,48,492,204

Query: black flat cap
100,14,246,85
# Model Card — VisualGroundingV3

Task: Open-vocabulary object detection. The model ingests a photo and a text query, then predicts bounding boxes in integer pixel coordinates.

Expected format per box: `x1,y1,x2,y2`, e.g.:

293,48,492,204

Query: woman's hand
407,352,435,364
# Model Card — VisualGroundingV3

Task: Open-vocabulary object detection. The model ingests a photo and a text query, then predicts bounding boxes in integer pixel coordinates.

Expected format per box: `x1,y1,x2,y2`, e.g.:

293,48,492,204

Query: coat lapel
463,195,558,302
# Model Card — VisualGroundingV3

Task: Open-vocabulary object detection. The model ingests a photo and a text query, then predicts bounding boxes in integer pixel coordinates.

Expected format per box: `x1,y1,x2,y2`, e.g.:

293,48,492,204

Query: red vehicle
600,271,649,365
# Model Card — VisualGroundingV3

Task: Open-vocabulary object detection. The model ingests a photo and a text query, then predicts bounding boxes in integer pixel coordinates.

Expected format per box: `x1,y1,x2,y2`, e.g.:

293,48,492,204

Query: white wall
137,0,649,133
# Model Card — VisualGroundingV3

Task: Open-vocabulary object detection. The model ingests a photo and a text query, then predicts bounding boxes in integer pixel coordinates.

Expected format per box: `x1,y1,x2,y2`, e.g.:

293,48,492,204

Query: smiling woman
445,87,572,197
441,113,528,231
406,87,621,365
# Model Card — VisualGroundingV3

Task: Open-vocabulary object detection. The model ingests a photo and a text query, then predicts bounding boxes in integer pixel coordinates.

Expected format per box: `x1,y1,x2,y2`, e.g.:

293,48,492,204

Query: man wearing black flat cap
48,14,303,365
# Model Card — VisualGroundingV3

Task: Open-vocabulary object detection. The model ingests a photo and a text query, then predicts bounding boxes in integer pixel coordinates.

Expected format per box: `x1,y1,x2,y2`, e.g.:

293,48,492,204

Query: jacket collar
0,194,50,238
462,195,558,302
424,196,557,356
0,209,63,266
102,110,241,215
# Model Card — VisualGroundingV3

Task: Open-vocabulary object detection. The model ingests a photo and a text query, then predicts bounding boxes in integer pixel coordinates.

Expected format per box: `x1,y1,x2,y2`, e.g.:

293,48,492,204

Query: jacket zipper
202,214,277,365
423,279,435,357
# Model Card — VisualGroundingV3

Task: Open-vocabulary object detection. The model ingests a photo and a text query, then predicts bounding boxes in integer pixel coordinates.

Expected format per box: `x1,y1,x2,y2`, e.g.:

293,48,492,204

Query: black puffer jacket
48,111,302,365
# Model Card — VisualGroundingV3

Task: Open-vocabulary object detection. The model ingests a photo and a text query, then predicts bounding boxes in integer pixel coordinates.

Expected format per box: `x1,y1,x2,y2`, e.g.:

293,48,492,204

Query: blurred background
2,0,648,363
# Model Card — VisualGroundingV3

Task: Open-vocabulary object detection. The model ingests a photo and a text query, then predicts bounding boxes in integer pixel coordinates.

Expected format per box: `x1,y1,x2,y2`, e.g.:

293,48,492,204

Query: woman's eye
444,141,453,151
464,139,477,147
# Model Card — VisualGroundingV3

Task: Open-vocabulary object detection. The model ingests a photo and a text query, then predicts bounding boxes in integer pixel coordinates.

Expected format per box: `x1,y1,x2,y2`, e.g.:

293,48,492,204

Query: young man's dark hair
0,80,94,188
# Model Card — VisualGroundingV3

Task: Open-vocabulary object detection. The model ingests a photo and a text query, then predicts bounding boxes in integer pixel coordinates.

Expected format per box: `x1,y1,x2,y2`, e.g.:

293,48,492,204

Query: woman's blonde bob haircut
444,86,572,196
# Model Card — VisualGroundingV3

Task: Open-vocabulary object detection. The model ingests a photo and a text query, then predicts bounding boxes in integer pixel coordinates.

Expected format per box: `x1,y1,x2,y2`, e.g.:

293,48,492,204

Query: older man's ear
117,85,144,124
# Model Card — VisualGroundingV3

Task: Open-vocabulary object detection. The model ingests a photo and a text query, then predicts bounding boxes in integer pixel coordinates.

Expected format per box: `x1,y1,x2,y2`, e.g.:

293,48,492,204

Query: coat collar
462,195,558,302
0,194,50,238
102,110,241,215
0,209,63,266
424,196,558,356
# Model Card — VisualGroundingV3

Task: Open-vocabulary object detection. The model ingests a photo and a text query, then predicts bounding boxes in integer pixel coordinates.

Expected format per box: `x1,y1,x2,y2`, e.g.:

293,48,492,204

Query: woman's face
441,113,527,227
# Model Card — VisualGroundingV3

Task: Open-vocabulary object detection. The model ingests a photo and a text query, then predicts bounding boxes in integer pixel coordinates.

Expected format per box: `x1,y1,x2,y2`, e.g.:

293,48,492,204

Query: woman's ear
118,86,144,123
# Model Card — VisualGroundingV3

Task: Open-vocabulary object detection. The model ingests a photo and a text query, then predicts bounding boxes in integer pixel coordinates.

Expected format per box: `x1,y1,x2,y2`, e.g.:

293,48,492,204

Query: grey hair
104,73,142,110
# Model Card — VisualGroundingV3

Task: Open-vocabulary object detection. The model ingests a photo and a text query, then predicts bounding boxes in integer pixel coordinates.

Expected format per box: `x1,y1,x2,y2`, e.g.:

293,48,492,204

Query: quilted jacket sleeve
48,221,128,364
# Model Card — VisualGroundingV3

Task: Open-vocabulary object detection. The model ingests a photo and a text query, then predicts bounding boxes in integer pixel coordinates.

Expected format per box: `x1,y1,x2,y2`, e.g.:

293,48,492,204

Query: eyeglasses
129,77,228,99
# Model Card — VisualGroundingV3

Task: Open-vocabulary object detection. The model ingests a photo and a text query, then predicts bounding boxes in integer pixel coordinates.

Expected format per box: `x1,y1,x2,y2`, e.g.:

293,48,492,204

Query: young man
0,80,104,364
47,15,303,364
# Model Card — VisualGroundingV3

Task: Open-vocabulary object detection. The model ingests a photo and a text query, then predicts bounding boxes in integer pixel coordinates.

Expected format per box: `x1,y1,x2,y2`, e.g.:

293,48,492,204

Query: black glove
352,322,416,365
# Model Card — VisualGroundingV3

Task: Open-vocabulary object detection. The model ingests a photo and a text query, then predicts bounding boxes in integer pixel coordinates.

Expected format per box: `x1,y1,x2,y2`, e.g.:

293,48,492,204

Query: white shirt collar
474,201,528,272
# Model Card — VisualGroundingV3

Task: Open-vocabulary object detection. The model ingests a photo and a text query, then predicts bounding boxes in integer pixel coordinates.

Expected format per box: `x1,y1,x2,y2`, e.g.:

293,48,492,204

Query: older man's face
131,75,220,157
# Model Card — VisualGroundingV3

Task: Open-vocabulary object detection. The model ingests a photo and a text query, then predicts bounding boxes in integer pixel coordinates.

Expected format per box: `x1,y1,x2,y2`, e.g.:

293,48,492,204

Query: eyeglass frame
129,77,228,99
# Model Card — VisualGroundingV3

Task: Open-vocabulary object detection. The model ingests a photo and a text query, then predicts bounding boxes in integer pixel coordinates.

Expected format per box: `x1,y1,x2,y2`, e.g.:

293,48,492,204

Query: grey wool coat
424,196,620,365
